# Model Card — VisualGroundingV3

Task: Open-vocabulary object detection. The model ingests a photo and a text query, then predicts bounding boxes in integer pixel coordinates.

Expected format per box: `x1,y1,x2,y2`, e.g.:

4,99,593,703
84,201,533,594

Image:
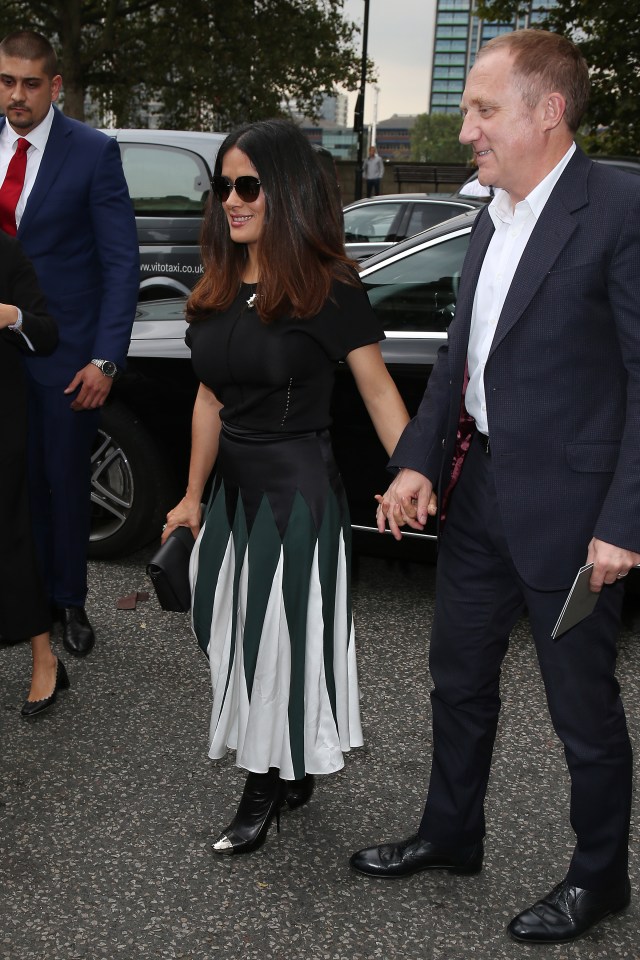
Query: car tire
88,400,176,560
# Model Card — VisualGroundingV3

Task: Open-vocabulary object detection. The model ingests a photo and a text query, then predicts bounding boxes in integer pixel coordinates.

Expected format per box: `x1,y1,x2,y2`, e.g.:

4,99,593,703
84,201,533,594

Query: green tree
410,113,472,164
0,1,156,121
0,1,364,129
475,0,640,154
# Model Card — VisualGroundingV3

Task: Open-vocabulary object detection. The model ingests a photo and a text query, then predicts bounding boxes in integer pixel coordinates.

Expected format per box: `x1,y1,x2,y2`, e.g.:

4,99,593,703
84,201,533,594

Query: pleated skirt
190,423,363,780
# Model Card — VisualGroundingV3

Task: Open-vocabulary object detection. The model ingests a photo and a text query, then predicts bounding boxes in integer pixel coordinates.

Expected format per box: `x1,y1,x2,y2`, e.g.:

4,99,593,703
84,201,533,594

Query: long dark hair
187,119,358,323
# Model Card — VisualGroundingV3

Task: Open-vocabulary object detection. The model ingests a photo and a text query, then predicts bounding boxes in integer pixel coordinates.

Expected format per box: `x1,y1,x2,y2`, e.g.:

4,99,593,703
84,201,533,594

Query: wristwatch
91,358,118,378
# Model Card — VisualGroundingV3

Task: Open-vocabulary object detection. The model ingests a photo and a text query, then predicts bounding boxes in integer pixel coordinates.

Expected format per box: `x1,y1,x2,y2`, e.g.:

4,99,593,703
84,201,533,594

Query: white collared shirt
0,104,55,227
465,143,576,435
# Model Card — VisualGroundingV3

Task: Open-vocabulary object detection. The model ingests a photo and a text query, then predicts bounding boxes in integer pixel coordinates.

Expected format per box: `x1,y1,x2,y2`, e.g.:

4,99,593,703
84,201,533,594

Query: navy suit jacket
391,148,640,590
1,107,139,386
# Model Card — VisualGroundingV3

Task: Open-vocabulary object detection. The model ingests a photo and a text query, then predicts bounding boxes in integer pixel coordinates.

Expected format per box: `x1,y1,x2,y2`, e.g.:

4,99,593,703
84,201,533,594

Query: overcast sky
340,0,437,124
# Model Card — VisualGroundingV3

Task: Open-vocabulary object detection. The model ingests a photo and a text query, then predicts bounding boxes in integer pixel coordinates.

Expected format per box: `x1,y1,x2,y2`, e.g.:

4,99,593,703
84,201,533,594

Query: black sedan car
89,209,479,559
344,194,482,260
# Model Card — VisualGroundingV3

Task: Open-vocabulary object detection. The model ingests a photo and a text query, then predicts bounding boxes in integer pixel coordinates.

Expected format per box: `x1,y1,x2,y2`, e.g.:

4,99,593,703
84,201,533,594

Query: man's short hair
478,29,590,133
0,30,58,78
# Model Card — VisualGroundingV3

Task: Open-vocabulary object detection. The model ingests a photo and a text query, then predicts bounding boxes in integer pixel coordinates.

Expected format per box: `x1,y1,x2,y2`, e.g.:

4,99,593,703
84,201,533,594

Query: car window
344,202,404,243
362,233,470,332
405,202,467,235
120,143,211,215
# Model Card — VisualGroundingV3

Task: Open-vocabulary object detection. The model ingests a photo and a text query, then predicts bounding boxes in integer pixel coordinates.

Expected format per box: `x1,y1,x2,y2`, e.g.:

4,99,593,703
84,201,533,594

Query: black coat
0,233,57,638
391,149,640,590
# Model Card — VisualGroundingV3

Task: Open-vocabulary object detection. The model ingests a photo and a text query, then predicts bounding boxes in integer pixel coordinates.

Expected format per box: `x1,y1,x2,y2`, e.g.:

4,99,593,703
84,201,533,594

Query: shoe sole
20,689,68,719
350,861,483,879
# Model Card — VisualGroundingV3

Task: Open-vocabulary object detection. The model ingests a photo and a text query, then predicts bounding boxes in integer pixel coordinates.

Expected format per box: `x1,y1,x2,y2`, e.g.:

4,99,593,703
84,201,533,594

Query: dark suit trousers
27,379,100,608
418,433,632,891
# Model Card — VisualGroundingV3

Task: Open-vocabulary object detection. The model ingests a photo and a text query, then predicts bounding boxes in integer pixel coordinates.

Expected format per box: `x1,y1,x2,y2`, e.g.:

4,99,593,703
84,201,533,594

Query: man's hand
587,537,640,592
375,468,436,541
64,363,113,411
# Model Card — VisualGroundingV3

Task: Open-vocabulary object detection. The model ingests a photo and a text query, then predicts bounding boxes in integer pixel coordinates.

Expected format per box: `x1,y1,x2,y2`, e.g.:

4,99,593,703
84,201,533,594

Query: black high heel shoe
282,774,315,811
21,658,70,718
212,769,284,855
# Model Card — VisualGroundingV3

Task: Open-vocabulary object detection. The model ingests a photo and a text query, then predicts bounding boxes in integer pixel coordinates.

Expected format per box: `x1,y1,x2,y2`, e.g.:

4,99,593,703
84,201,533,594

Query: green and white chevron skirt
190,424,363,780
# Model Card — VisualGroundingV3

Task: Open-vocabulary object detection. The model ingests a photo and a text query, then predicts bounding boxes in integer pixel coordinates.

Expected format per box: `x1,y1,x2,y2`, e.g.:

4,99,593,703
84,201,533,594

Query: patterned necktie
0,138,30,236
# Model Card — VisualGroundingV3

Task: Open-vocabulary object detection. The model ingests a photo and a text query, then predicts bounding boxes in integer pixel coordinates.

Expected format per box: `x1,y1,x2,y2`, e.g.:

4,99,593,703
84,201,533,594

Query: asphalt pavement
1,549,639,960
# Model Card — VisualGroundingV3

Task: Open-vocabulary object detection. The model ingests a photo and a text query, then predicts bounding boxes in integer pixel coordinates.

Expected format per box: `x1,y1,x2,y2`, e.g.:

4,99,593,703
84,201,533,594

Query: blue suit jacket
2,107,139,385
391,148,640,590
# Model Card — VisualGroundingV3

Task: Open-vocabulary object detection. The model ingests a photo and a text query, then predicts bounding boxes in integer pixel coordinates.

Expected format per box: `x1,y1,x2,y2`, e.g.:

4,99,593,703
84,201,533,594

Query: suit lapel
488,149,590,358
17,108,73,236
488,204,577,358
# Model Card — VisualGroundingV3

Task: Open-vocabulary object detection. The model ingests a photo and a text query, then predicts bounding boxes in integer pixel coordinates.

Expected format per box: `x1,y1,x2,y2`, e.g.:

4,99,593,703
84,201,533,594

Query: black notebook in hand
551,563,598,640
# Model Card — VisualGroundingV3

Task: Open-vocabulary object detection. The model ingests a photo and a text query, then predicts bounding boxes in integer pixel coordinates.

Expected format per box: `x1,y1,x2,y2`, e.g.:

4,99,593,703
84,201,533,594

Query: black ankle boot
282,774,315,811
212,769,284,855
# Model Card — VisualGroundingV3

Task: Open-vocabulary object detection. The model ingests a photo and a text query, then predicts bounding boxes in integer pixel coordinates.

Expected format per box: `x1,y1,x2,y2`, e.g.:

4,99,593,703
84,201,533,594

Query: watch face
102,361,117,378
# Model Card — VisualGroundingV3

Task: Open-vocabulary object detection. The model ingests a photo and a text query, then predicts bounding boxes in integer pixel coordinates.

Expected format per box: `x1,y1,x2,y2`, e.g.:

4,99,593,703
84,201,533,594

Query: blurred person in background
363,145,384,197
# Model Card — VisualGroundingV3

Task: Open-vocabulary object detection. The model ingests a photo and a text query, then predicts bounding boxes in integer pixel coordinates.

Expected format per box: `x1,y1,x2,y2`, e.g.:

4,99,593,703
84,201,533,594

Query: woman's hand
162,496,202,543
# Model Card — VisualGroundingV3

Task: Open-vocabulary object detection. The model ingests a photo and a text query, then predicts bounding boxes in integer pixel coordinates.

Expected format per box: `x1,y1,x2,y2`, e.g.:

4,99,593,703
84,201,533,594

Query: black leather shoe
508,877,631,943
21,658,70,718
212,770,285,855
282,774,315,811
60,606,95,656
350,834,484,878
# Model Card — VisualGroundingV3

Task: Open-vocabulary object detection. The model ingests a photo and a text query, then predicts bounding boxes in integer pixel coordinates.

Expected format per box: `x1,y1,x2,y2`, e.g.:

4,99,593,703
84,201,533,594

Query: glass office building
430,1,552,113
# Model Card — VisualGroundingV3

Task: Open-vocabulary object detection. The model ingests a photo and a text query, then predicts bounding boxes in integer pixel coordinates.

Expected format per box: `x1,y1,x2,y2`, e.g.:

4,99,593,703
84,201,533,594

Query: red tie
0,138,30,236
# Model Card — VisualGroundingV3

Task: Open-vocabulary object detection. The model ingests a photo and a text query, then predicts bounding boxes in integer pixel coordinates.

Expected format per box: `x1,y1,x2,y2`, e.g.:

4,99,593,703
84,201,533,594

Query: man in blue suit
351,30,640,944
0,31,139,656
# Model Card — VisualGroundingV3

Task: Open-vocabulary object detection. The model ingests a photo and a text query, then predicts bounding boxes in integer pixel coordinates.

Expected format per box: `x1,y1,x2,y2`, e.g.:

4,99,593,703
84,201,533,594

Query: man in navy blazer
0,30,138,656
351,30,640,944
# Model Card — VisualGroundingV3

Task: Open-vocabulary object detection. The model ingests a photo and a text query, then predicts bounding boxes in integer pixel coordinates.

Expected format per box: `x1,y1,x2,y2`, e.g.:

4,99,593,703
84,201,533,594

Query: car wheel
88,401,176,559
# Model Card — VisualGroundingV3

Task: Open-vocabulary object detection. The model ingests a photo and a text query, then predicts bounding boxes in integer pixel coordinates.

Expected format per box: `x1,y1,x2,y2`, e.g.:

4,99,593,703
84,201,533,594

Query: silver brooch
246,293,257,308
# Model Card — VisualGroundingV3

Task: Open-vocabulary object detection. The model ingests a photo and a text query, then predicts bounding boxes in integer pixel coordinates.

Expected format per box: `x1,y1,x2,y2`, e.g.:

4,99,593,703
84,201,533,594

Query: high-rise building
430,1,553,114
318,93,349,127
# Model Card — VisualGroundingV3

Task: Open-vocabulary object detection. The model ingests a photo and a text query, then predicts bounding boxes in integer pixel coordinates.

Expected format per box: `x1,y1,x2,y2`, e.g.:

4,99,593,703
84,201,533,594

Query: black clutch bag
146,525,195,612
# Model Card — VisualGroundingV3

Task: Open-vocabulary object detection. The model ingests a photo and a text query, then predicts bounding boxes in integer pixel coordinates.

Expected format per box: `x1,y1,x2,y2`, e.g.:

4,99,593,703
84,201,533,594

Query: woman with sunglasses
163,119,431,855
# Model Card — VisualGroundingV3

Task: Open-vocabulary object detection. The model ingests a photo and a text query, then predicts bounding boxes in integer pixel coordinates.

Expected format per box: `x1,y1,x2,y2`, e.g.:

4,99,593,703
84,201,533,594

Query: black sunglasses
211,175,262,203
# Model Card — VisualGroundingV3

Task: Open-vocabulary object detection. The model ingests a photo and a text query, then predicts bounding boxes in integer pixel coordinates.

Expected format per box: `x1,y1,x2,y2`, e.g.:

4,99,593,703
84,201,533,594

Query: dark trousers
27,379,100,608
366,178,381,198
418,433,632,890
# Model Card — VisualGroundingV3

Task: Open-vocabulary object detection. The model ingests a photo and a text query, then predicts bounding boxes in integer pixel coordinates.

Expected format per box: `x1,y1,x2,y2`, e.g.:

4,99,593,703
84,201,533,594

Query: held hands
64,363,113,411
162,495,202,544
375,468,438,541
587,538,640,593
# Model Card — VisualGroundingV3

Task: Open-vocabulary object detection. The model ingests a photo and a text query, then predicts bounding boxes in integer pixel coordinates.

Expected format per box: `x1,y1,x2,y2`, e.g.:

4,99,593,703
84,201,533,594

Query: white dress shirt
0,104,55,227
465,143,576,435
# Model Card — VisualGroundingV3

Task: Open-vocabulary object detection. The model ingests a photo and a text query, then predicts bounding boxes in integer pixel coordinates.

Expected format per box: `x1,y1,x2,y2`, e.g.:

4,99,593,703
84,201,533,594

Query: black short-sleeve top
186,279,384,433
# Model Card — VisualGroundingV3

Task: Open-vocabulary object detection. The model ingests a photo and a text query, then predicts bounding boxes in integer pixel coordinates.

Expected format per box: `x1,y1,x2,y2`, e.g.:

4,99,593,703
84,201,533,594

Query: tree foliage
0,0,364,129
410,113,472,164
475,0,640,155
